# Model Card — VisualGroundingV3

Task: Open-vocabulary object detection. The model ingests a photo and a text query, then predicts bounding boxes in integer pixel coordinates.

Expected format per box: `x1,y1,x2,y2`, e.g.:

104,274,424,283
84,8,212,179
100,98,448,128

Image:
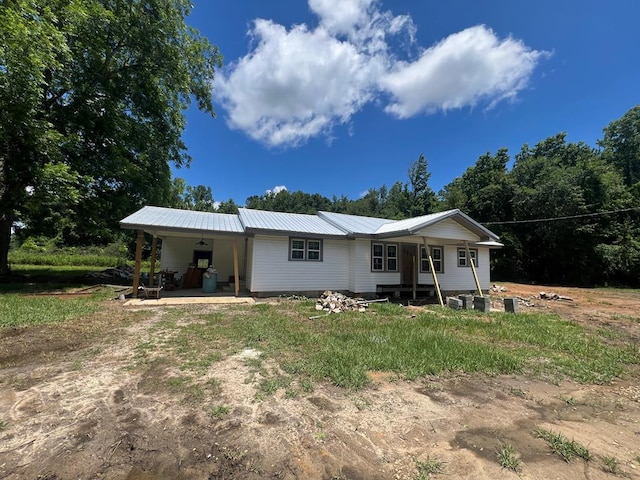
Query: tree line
191,107,640,287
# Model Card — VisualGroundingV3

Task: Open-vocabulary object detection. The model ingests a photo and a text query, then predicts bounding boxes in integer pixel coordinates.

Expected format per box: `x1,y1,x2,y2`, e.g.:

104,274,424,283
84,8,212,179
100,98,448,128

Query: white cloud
217,3,548,147
218,19,382,147
266,185,288,195
380,25,547,118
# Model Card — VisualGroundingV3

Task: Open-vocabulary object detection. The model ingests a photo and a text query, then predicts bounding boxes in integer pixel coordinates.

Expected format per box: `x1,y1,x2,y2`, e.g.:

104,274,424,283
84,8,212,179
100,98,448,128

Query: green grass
211,404,230,418
9,251,125,267
601,455,620,475
0,292,106,329
496,444,521,472
534,427,591,462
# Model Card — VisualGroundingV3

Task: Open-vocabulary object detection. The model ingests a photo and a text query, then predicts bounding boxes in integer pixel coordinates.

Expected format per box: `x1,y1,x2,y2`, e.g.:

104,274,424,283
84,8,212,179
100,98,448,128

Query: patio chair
140,284,163,299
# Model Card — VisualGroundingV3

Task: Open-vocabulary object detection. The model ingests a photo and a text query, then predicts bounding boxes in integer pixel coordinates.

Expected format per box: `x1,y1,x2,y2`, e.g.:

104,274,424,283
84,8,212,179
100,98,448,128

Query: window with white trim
420,246,443,273
372,243,384,271
371,242,398,272
458,248,478,267
289,238,323,261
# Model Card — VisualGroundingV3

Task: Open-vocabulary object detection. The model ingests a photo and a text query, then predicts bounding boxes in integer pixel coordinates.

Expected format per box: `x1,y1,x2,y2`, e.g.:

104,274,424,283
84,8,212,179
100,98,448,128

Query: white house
120,206,503,300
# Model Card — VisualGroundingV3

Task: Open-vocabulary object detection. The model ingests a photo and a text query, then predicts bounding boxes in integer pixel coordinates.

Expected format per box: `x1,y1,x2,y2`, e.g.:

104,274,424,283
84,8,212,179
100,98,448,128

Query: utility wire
482,206,640,226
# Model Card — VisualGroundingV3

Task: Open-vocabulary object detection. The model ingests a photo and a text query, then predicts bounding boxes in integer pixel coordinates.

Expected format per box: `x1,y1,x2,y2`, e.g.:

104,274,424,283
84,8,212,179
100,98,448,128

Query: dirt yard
1,284,640,479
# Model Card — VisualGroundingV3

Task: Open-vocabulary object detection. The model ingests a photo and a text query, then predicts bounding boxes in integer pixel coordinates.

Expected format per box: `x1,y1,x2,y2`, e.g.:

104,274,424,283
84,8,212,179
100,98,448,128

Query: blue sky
176,0,640,206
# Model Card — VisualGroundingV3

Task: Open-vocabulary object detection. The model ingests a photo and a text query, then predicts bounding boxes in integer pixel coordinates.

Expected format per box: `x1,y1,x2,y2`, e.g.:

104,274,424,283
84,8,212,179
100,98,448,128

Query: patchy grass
415,456,445,479
496,443,521,472
211,405,230,418
129,301,640,391
601,455,620,475
534,427,591,462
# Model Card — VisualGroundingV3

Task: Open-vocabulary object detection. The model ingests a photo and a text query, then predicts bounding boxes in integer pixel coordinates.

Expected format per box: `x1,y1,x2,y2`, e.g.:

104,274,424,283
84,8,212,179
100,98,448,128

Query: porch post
423,238,444,307
149,235,157,286
465,241,483,296
132,229,144,296
412,253,416,301
233,238,240,297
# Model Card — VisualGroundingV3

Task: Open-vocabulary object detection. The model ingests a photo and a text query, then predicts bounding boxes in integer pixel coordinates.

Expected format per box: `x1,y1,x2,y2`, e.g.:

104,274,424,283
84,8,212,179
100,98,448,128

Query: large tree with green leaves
0,0,222,274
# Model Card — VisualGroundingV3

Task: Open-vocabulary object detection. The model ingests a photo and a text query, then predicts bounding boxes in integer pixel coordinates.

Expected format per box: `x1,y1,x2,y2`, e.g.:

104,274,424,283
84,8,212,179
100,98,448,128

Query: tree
600,105,640,189
407,153,437,216
0,0,222,274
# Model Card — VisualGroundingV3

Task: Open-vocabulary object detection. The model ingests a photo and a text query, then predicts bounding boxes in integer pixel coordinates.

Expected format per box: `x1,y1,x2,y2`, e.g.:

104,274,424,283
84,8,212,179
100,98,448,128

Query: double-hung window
420,246,443,273
457,248,477,267
371,242,398,272
289,238,323,261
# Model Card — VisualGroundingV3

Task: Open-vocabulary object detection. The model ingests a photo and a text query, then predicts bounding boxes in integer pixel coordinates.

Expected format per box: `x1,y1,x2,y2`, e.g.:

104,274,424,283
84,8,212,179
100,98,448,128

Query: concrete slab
123,296,255,307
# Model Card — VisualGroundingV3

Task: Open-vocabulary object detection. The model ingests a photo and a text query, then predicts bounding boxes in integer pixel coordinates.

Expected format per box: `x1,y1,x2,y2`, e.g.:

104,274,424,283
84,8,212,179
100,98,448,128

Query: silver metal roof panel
375,210,457,235
120,206,244,233
238,208,346,236
317,211,396,235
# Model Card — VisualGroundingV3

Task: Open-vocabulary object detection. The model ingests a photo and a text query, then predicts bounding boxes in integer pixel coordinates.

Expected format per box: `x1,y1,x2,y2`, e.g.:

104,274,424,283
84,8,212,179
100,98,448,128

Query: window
386,244,398,271
458,248,478,267
289,238,322,261
420,246,443,273
371,242,398,272
372,243,384,271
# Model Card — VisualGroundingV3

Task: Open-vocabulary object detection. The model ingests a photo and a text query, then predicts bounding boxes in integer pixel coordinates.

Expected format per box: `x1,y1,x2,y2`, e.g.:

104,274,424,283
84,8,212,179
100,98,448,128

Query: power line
482,206,640,226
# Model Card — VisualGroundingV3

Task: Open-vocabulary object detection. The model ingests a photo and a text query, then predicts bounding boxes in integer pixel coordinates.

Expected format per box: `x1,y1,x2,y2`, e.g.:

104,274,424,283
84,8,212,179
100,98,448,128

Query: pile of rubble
313,291,387,315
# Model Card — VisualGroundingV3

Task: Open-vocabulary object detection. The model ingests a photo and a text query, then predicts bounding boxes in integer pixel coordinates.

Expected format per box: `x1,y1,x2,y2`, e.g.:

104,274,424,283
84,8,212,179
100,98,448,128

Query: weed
205,377,223,393
300,378,314,393
496,444,521,472
255,375,292,400
285,388,299,398
508,387,526,398
211,405,230,418
534,427,591,462
601,455,620,475
415,456,445,479
0,419,7,432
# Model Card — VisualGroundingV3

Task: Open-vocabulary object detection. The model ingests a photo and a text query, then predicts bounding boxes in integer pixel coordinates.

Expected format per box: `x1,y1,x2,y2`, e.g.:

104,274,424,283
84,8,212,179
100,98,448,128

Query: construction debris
313,291,388,316
539,292,574,301
489,284,508,293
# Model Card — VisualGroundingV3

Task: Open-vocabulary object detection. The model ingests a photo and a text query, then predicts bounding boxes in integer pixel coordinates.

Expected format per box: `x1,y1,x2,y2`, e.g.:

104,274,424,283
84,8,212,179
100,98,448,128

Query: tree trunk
0,212,12,276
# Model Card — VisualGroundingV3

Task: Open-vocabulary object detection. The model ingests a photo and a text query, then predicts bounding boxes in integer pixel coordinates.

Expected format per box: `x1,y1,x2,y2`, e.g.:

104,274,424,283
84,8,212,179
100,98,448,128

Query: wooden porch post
412,253,416,301
149,236,157,286
132,229,144,296
423,238,444,307
465,241,483,296
233,238,240,297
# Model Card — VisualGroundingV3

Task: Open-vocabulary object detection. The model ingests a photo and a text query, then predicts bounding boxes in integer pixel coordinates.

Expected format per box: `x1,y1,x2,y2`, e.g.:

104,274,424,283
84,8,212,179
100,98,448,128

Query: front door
401,243,417,285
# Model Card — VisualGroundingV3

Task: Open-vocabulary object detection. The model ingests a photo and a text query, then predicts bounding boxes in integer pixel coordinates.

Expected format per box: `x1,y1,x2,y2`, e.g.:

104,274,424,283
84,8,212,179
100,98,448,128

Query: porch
124,287,255,306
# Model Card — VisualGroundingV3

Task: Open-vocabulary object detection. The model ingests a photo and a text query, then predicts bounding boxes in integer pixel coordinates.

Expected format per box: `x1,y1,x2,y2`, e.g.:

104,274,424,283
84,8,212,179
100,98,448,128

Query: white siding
415,218,480,242
160,236,245,284
352,238,400,293
250,235,349,292
417,246,491,291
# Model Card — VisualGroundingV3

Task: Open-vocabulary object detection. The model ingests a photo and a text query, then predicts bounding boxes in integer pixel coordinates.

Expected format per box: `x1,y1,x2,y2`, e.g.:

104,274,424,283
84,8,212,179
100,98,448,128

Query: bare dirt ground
1,284,640,479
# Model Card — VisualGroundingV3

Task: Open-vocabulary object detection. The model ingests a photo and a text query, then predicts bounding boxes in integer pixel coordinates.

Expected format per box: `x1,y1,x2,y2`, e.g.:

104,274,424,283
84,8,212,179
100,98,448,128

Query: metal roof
238,208,345,236
120,206,500,242
120,206,244,233
374,209,500,241
317,211,396,235
375,210,459,235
